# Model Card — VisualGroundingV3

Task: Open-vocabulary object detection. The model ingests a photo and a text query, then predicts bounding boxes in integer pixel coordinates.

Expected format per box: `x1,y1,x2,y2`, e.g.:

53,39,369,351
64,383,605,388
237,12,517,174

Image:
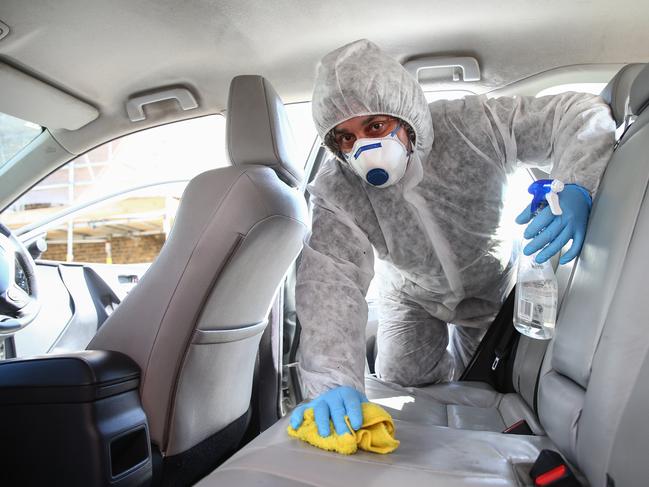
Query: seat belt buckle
502,419,533,435
491,356,500,370
530,450,581,486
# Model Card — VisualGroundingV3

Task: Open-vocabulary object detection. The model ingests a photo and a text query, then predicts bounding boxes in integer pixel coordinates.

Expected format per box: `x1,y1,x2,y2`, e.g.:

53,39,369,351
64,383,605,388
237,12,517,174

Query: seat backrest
88,75,308,457
536,63,649,486
600,63,646,129
510,65,645,412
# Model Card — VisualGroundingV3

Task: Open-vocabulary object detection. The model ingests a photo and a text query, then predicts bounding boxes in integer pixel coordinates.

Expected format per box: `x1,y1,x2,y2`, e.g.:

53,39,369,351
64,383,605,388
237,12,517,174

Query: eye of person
335,133,355,149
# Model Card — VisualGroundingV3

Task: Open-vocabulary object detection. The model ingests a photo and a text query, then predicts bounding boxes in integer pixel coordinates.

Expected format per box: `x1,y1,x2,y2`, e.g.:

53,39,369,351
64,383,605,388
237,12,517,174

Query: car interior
0,1,648,486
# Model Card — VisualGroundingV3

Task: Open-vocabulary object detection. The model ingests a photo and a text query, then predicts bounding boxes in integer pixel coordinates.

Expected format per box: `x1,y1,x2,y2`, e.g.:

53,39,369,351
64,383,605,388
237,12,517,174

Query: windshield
0,113,43,166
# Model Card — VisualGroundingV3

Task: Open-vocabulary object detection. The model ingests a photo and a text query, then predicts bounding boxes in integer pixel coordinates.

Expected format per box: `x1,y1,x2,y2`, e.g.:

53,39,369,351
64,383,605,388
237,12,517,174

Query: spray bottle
514,179,564,340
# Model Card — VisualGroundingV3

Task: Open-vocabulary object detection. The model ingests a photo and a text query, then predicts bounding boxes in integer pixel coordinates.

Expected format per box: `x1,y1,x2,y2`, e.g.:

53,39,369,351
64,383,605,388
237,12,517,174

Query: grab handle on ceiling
403,56,481,82
126,87,198,122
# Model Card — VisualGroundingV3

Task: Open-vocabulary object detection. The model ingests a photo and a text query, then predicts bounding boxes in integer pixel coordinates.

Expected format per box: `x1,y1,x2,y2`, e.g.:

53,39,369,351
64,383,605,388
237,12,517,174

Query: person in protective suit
291,39,615,438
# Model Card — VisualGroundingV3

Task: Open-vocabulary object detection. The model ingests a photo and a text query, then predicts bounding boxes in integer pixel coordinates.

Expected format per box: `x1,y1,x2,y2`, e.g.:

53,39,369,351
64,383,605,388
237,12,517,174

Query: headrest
600,64,645,126
226,75,304,187
630,64,649,116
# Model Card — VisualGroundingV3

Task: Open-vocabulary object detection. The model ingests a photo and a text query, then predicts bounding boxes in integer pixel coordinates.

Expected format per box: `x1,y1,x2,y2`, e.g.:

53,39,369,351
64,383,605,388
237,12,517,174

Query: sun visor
0,62,98,130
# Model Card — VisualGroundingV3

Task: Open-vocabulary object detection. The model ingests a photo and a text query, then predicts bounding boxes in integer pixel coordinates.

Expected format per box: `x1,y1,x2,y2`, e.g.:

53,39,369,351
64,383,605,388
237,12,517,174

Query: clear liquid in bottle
513,253,558,340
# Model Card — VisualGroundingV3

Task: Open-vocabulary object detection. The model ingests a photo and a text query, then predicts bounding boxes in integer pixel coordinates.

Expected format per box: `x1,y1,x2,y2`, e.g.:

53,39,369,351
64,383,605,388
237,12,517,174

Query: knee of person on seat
376,364,429,387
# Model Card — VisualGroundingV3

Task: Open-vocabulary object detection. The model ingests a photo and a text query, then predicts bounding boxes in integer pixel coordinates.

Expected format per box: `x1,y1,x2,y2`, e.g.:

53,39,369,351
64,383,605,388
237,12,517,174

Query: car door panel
12,263,74,357
10,261,148,357
48,264,110,354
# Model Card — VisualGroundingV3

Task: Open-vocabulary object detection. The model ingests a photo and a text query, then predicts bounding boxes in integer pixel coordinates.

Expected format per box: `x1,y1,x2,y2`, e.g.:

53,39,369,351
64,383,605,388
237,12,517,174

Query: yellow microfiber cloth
287,402,400,455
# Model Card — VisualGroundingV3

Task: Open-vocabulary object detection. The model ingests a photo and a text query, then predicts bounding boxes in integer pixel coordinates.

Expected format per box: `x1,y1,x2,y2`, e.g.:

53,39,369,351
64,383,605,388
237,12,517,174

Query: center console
0,350,152,486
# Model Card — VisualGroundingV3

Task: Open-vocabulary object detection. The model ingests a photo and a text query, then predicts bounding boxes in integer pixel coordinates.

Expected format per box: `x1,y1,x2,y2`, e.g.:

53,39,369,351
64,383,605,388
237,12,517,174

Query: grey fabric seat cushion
197,378,553,486
365,377,544,434
197,413,560,487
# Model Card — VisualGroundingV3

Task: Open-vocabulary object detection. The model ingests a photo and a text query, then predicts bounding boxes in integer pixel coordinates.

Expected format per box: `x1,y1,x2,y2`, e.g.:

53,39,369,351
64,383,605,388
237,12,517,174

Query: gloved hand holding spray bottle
514,180,565,340
514,177,592,339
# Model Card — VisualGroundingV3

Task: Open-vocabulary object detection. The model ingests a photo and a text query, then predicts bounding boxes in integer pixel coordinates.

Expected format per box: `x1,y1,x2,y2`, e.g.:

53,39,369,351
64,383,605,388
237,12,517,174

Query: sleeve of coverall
295,195,375,399
485,92,616,194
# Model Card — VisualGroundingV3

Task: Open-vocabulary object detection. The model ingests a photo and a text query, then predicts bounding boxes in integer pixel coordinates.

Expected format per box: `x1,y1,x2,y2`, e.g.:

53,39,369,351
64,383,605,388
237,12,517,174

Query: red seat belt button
535,465,567,486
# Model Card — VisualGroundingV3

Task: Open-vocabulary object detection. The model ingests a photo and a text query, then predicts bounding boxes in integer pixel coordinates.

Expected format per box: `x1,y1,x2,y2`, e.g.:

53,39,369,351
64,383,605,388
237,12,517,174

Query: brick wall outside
44,234,166,264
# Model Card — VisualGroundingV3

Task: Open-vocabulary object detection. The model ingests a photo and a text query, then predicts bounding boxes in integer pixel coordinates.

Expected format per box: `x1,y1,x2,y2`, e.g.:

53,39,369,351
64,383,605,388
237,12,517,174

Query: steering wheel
0,222,40,334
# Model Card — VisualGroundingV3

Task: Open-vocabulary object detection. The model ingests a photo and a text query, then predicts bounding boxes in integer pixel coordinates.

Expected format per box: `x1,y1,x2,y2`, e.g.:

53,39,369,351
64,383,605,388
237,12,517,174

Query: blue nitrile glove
289,386,368,437
515,184,592,265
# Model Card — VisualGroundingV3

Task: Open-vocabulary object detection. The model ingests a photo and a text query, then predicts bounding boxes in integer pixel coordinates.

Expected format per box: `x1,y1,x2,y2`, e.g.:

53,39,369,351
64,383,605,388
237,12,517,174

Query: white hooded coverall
296,39,615,398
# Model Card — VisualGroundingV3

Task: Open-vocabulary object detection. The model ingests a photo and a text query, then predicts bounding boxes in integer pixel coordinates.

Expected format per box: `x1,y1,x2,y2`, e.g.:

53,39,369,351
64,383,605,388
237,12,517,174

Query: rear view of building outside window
4,116,228,264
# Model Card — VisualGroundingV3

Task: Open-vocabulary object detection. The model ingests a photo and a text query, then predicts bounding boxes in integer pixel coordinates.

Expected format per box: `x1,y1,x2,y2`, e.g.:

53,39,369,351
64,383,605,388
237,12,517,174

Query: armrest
0,350,140,404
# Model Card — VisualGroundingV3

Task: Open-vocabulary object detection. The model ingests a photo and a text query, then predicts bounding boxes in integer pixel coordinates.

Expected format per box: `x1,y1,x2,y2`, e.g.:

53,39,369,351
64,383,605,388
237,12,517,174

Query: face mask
343,126,411,188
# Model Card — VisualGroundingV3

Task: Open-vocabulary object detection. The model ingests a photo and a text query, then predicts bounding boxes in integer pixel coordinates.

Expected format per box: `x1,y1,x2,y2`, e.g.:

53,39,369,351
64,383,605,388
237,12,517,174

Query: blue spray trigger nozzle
528,179,554,214
528,179,564,216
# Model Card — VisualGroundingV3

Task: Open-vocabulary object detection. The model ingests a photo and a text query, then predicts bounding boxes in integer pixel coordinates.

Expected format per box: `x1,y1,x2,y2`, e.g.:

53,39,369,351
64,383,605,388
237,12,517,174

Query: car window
17,182,187,265
424,90,476,102
0,112,43,167
285,102,318,167
536,83,607,97
4,115,226,264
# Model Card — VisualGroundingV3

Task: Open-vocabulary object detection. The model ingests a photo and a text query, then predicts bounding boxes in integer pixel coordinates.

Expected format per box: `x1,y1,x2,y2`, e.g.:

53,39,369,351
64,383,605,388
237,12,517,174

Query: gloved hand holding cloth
288,386,399,455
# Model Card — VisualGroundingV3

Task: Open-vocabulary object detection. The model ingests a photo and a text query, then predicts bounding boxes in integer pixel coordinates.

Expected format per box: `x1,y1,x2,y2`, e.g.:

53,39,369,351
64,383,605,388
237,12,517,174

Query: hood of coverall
312,39,434,165
311,39,464,304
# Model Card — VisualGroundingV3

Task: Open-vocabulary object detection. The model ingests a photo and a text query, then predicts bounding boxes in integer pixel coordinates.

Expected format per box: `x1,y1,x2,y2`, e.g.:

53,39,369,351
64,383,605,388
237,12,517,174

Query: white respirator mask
343,125,411,188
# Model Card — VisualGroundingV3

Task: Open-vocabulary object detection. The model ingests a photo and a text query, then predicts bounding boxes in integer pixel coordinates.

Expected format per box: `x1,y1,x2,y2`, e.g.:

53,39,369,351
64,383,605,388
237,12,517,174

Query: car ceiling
1,0,649,155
